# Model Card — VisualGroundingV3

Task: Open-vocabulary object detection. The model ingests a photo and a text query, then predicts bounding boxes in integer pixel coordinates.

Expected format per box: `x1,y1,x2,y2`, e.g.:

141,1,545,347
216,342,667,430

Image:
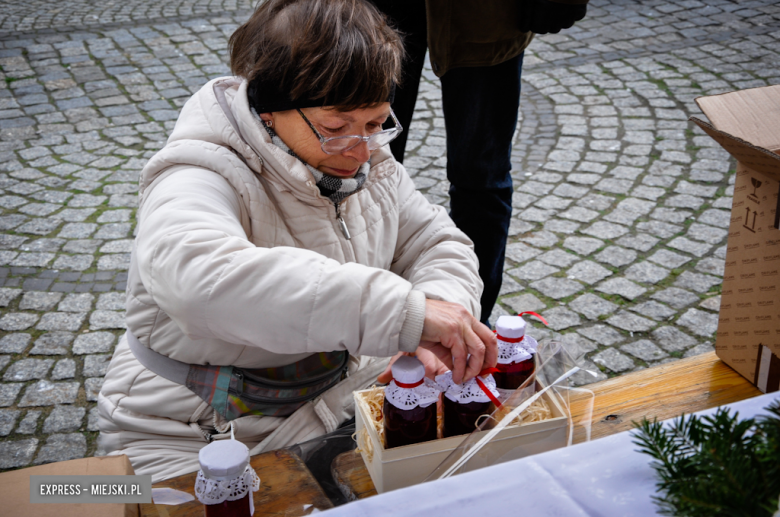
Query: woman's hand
376,347,451,384
418,299,497,384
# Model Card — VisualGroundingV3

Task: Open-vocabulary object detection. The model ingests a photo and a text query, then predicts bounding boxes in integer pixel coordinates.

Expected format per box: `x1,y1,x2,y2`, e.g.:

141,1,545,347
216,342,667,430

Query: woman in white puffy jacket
98,0,497,481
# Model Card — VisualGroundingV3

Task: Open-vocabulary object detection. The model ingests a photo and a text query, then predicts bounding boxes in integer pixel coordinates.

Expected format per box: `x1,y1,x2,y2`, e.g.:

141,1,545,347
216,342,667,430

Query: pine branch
632,400,780,517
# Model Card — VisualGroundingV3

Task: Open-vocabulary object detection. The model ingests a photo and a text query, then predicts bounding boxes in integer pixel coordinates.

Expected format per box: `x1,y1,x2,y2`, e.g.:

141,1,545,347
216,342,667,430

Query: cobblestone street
0,0,778,471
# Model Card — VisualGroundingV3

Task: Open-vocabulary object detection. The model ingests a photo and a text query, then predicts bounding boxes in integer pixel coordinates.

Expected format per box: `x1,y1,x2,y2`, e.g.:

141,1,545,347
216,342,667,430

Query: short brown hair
229,0,404,112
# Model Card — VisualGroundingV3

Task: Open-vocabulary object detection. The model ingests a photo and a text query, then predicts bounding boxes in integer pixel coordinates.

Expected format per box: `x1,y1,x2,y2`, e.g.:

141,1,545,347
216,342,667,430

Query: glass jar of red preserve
437,370,500,437
493,314,539,393
194,439,260,517
383,355,440,448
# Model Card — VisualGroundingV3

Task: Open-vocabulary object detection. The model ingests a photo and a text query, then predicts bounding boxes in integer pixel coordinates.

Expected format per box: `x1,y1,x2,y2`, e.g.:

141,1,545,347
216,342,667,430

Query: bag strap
126,330,191,385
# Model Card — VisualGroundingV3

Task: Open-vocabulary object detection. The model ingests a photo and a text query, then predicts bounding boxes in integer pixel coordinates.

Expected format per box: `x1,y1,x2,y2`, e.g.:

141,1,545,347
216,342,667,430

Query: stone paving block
686,222,728,244
577,324,625,346
87,406,100,432
594,246,637,268
538,249,580,268
697,208,731,228
42,406,86,433
16,410,41,434
562,236,603,256
0,333,31,353
58,293,94,312
647,249,691,269
19,291,63,310
83,354,111,377
636,220,682,239
30,331,75,355
0,383,23,407
36,312,86,331
0,438,38,469
630,300,677,321
566,260,612,285
0,287,22,306
570,358,608,386
651,326,699,352
651,287,700,309
620,340,668,361
504,242,542,264
673,271,721,293
85,377,103,402
98,253,131,270
568,293,618,321
541,306,581,331
502,293,546,314
592,348,635,373
34,433,87,464
97,292,126,310
51,358,76,380
624,261,670,284
3,358,54,381
606,311,656,333
582,221,630,240
0,408,19,436
677,308,718,337
519,231,559,249
507,261,558,282
0,312,39,331
18,381,79,407
667,237,712,257
595,278,647,300
684,342,714,358
699,295,721,312
89,310,126,330
530,277,583,300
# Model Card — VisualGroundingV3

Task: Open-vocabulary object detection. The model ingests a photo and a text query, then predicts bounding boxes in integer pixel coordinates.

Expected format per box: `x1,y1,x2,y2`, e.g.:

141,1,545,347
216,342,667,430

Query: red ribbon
393,378,423,389
496,334,524,343
475,367,502,409
518,311,549,326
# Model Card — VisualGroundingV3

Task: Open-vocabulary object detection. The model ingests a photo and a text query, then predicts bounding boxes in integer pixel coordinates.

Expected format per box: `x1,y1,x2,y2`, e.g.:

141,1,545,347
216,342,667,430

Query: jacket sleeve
135,166,420,358
390,165,483,320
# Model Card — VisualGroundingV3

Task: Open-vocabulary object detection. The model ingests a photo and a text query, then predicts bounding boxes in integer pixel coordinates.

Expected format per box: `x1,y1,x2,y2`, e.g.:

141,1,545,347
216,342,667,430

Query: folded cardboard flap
695,84,780,152
0,455,139,517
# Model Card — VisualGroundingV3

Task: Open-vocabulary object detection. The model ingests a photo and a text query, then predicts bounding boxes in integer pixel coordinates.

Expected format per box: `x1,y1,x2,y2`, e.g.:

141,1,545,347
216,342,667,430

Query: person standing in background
372,0,589,326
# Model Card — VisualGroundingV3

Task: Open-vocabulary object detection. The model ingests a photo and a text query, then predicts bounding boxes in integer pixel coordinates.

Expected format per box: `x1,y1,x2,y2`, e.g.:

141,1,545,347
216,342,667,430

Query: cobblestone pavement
0,0,778,471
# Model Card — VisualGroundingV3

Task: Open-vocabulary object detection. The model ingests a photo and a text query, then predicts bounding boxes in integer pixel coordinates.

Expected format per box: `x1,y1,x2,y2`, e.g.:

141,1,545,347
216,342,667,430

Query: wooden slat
333,352,762,500
141,449,333,516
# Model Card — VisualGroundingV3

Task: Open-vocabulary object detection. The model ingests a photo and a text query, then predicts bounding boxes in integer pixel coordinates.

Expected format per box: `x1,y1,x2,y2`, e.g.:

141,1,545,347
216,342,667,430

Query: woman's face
260,103,391,178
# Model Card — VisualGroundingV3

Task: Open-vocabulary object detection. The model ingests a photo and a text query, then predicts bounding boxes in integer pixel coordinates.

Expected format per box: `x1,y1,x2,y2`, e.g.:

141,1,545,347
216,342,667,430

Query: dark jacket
426,0,588,77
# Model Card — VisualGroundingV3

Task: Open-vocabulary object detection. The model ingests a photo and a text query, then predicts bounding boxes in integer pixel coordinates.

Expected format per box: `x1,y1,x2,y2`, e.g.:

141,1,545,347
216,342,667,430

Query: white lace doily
435,371,499,404
385,377,441,409
195,464,261,514
497,335,539,365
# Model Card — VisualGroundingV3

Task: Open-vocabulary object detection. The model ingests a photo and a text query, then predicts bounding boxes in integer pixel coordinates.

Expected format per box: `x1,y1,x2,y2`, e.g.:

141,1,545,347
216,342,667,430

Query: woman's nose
342,140,371,163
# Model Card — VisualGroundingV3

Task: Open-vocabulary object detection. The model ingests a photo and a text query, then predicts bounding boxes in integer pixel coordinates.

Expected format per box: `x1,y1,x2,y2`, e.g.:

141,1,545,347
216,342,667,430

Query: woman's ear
258,112,274,127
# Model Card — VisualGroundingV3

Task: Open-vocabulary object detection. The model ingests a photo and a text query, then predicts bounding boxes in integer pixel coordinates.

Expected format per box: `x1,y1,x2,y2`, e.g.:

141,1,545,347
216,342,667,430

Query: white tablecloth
323,391,779,517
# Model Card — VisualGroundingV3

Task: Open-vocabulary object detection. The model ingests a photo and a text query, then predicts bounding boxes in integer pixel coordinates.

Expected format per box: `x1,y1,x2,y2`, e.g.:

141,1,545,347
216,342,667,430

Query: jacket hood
138,77,395,210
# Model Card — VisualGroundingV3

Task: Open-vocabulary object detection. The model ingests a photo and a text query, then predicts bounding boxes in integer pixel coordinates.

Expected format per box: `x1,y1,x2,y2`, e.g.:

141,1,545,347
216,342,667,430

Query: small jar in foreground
437,370,500,438
383,355,439,448
195,439,261,517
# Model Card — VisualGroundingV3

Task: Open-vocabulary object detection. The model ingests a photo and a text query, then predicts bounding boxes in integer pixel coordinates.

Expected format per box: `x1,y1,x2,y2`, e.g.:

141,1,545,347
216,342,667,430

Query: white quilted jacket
97,77,482,481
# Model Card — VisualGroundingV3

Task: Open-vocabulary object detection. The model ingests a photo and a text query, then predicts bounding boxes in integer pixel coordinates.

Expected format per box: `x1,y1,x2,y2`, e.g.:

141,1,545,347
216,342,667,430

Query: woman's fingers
418,299,498,384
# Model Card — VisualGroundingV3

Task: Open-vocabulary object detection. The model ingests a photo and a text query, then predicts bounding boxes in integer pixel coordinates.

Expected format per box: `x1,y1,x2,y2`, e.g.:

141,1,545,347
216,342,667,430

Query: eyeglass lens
321,129,399,153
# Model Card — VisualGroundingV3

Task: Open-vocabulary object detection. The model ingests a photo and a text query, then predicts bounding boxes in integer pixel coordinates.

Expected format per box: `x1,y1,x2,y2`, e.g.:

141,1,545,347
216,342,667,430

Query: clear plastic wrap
425,340,596,481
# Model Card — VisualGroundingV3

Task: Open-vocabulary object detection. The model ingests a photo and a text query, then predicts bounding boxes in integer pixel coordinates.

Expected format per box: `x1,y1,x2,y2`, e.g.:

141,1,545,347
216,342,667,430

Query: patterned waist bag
126,331,349,421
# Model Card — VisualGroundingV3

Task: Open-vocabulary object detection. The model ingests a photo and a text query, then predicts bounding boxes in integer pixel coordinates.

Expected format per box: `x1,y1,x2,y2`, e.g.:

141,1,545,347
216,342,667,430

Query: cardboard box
0,454,140,517
354,386,568,493
691,84,780,393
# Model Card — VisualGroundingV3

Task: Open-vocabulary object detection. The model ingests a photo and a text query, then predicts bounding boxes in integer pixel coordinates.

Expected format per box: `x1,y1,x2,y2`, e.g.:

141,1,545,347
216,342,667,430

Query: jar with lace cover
383,355,440,448
493,314,539,392
436,370,500,437
194,439,261,517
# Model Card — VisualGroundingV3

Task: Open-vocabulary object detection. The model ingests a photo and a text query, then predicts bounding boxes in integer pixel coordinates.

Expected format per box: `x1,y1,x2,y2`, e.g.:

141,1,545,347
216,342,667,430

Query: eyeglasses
297,108,403,155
